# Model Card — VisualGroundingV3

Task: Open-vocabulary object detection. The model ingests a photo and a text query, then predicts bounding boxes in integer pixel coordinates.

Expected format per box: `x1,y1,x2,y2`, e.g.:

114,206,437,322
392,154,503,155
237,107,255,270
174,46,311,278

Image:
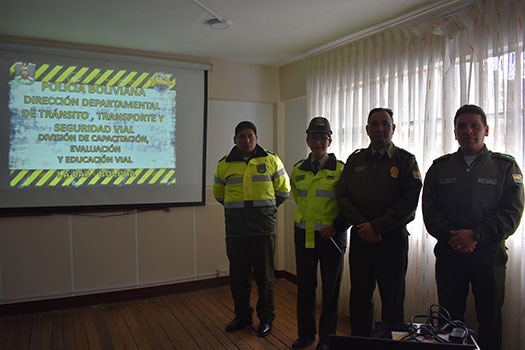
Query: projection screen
0,43,209,212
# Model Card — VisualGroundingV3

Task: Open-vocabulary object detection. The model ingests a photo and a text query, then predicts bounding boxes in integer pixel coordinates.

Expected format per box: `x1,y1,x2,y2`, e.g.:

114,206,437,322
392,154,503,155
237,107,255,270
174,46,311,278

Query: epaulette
397,148,415,157
218,155,227,163
337,160,345,166
492,152,516,162
350,148,365,157
293,159,306,167
346,148,365,159
267,150,276,155
433,154,453,163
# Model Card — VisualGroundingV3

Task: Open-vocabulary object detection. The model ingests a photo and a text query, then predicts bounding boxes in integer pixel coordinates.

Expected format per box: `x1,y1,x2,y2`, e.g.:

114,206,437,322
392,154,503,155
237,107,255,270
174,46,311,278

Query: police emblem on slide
149,72,175,92
14,62,36,85
257,164,267,173
390,166,399,178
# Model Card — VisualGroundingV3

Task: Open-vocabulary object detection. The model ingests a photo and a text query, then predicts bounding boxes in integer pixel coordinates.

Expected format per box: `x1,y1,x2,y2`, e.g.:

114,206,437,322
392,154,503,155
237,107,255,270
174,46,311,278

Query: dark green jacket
422,145,524,251
335,143,422,240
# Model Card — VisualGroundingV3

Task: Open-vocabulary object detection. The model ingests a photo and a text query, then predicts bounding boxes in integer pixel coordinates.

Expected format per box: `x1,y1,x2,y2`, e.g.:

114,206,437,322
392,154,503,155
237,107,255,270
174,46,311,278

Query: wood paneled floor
0,279,351,349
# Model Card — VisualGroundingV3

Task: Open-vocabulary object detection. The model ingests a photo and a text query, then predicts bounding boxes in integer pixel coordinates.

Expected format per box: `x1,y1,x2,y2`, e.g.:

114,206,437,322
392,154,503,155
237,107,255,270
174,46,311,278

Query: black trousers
295,227,346,344
349,228,408,336
226,234,275,323
435,243,507,350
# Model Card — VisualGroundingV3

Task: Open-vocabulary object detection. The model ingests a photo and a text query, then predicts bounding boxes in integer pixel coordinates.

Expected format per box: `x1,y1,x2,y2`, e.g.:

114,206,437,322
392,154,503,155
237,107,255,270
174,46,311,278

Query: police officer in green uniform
213,121,290,337
335,107,422,337
290,117,348,350
422,105,524,350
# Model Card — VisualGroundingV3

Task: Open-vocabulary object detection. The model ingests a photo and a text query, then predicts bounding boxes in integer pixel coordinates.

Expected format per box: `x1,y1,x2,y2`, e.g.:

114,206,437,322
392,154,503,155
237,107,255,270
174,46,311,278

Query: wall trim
0,270,296,316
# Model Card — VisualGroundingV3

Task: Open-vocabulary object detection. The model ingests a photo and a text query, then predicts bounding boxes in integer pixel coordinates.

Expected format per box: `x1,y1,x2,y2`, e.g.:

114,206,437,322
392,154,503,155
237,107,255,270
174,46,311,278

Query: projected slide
8,62,177,188
0,43,208,211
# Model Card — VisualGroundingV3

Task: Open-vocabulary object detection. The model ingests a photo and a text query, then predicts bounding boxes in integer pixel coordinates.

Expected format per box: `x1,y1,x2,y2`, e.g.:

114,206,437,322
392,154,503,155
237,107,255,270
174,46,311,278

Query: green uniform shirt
422,145,524,250
335,143,422,239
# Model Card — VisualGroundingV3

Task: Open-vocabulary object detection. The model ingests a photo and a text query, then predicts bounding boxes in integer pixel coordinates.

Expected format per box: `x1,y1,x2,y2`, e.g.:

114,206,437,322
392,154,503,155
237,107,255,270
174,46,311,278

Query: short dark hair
454,104,487,127
368,107,394,123
234,121,257,137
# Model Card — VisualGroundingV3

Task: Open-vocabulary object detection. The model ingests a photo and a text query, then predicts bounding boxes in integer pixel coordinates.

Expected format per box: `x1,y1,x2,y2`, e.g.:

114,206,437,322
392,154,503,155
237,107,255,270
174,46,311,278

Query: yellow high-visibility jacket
291,154,345,248
213,145,290,236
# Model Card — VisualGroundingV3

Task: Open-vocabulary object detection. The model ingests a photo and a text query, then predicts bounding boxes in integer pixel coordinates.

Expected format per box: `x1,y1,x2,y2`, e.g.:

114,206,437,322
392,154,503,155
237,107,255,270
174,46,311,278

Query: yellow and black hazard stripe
9,63,176,90
10,168,176,188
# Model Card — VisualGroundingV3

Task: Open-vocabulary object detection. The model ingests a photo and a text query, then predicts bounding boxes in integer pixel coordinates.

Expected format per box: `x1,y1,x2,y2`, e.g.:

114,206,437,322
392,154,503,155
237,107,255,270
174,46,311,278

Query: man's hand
319,226,336,240
448,229,477,253
356,222,382,243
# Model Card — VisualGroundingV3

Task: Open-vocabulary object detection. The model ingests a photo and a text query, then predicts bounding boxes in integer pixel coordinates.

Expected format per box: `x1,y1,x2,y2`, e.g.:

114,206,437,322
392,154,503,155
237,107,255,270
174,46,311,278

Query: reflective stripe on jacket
213,144,290,236
291,153,344,248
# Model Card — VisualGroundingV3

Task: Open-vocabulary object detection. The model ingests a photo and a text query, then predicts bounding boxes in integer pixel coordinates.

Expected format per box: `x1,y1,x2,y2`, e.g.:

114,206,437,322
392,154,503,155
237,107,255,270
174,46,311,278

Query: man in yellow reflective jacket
291,117,348,350
213,121,290,337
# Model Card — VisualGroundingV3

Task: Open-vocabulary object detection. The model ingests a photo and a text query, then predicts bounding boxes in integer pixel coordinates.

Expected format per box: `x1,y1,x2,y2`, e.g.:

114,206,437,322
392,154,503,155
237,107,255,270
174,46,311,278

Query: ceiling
1,0,454,66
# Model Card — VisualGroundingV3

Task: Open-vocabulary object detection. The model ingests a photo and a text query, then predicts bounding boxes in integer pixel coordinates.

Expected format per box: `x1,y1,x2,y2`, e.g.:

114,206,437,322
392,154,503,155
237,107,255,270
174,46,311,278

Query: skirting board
0,270,296,316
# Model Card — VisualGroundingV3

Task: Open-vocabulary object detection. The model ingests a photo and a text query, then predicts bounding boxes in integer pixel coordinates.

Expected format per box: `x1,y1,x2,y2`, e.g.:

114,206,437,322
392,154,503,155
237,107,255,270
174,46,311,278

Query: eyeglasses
308,135,331,141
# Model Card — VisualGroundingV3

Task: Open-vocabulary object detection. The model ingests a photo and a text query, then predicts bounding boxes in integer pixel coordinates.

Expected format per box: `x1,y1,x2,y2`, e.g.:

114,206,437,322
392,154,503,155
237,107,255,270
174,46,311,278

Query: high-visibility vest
213,146,290,208
291,154,344,248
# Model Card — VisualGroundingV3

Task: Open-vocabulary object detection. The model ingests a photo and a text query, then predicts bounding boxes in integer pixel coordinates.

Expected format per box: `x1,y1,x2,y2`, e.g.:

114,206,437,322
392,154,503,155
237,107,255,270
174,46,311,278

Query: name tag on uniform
354,166,366,172
439,178,456,184
478,178,497,185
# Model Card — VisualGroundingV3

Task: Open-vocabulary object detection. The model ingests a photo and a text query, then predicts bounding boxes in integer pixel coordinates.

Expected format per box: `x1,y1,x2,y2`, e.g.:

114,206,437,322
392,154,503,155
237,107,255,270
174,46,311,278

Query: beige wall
0,44,285,304
209,60,279,103
278,59,308,276
279,60,306,102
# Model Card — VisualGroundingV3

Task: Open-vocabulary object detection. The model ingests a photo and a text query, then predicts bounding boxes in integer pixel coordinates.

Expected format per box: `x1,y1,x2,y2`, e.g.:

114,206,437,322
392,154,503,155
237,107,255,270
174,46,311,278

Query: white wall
0,53,281,304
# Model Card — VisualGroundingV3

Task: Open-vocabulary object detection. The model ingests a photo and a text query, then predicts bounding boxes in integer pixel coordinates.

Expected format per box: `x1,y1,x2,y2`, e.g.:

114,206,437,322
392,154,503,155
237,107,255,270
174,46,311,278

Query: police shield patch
390,166,399,178
257,164,267,173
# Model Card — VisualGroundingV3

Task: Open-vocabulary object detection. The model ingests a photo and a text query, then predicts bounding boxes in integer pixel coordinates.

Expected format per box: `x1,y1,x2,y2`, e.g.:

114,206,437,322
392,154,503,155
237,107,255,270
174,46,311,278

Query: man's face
454,113,489,155
234,128,258,156
307,132,332,159
366,111,395,149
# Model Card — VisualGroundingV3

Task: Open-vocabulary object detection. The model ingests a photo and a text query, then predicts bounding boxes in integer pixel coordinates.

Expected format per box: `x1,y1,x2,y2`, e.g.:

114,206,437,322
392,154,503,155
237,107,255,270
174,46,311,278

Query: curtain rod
283,0,472,65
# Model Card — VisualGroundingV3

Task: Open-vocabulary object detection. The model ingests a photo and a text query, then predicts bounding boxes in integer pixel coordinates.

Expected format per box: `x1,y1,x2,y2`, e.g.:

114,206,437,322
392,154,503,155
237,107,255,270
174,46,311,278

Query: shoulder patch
493,152,516,162
512,174,523,183
433,154,453,163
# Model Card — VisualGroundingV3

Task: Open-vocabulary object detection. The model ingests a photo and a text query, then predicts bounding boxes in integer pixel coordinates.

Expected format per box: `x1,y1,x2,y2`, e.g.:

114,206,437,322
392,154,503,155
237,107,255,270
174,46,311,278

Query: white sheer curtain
306,0,525,348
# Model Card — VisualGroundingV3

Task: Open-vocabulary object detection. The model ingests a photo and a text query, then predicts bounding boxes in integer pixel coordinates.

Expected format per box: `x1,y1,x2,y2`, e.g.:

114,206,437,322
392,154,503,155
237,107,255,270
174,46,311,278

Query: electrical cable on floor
401,304,474,344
